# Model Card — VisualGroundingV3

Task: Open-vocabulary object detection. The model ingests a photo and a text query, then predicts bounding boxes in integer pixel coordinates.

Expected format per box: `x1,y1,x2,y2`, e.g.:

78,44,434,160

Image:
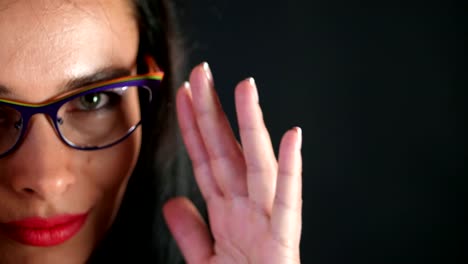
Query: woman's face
0,0,140,263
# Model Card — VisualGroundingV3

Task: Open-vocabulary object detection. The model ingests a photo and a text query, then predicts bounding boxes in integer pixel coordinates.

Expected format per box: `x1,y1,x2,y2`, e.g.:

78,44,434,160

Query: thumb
163,197,213,264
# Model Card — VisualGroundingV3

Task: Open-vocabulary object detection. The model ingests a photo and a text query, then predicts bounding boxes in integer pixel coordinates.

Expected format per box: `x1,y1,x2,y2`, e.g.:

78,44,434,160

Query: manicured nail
183,81,191,90
202,62,213,84
247,77,259,102
294,126,302,149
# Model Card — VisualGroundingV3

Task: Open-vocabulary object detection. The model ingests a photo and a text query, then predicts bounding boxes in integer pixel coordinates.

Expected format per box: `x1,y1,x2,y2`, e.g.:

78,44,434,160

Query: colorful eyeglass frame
0,57,164,158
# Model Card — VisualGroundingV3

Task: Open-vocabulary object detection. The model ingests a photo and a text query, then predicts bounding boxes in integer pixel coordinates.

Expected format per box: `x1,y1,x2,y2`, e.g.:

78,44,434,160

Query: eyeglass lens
0,85,150,154
0,106,22,153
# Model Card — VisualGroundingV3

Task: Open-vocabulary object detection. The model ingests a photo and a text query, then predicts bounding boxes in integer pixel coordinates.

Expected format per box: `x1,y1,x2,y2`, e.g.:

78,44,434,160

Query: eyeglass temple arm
145,56,162,73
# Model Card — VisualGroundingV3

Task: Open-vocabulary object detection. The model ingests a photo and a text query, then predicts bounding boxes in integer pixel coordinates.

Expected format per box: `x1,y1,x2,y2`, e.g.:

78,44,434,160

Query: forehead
0,0,138,101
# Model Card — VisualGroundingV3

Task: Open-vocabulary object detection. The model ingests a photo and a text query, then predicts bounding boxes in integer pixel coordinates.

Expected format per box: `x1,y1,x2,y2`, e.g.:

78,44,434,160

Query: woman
0,0,302,263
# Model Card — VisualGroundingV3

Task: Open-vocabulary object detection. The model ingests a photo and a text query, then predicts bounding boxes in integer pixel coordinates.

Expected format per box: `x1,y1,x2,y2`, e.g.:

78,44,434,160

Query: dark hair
89,0,203,263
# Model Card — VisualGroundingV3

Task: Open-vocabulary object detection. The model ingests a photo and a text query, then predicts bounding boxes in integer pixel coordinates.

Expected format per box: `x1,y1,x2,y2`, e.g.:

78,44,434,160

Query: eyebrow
0,67,133,97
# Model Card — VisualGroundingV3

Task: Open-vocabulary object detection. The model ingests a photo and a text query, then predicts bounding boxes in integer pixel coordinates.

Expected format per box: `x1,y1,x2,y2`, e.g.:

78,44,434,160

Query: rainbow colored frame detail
0,57,164,158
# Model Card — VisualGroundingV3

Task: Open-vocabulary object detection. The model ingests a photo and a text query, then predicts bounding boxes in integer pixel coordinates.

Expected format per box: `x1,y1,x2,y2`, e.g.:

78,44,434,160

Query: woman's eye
79,93,109,110
66,87,127,113
0,108,10,125
74,92,122,111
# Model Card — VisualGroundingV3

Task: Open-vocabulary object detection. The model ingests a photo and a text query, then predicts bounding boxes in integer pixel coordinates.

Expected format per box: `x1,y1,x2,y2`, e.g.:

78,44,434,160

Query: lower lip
0,214,88,247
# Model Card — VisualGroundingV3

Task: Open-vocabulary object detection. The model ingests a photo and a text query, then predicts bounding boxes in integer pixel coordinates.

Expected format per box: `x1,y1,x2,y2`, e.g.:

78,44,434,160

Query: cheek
88,138,139,193
83,126,141,227
85,91,142,199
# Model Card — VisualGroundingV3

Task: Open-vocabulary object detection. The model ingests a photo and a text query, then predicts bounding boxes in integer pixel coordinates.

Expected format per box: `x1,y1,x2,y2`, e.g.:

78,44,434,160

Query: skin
0,1,140,263
167,66,303,264
0,0,303,263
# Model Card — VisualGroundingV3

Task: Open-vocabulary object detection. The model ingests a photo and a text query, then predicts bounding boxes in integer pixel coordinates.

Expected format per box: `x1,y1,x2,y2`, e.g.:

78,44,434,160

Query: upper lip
4,214,87,229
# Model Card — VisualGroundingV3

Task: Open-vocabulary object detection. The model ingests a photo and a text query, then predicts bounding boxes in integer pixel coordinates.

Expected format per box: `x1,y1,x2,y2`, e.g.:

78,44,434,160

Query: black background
180,0,465,263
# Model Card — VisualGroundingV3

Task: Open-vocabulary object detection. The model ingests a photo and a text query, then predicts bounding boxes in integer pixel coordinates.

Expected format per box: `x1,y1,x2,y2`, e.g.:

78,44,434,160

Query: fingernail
247,77,259,102
202,62,213,84
294,126,302,149
183,81,191,90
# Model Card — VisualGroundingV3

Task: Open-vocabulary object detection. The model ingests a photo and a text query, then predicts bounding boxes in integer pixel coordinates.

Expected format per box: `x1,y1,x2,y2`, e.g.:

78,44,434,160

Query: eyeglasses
0,57,164,158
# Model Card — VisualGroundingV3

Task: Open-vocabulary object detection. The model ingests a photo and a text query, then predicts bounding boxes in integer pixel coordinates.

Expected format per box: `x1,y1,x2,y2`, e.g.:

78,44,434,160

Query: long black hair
89,0,202,263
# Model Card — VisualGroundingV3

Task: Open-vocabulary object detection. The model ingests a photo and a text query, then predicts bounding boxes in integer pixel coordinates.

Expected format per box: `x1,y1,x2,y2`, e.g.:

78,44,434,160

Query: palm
207,197,298,264
163,64,302,264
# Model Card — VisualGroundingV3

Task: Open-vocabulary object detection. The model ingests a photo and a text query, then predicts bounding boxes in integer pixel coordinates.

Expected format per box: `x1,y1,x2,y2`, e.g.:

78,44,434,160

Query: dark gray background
180,0,465,263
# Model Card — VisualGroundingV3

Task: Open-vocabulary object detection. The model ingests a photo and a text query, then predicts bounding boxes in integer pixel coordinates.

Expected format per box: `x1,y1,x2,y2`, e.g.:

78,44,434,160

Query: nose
1,115,76,200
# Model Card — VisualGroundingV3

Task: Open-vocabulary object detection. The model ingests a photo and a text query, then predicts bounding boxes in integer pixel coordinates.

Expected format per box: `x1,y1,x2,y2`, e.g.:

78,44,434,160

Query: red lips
0,213,88,247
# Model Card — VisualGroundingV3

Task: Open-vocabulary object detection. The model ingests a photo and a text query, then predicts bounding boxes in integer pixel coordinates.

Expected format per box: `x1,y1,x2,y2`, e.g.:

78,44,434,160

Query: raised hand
163,63,302,264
